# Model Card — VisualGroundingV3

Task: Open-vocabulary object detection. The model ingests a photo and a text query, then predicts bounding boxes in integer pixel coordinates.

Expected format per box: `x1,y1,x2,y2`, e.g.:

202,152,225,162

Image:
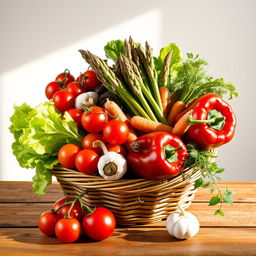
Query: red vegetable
82,133,106,154
45,81,62,100
187,93,237,149
53,90,75,112
38,211,61,236
75,149,99,174
66,82,86,97
81,106,108,133
127,132,188,180
66,108,83,129
58,144,81,169
76,70,101,91
103,120,129,145
55,218,81,243
52,198,83,221
55,69,75,86
82,207,116,241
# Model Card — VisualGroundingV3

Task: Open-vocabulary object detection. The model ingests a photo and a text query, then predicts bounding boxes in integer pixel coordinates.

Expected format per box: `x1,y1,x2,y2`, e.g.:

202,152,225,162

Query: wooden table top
0,181,255,256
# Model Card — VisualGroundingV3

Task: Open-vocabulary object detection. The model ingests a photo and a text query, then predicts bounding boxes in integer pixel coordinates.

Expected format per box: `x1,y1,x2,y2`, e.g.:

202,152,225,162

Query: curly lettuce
9,101,82,195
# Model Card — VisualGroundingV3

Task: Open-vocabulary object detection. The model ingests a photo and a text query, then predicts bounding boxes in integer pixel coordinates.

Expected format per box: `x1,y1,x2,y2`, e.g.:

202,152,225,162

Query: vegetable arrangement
10,37,238,241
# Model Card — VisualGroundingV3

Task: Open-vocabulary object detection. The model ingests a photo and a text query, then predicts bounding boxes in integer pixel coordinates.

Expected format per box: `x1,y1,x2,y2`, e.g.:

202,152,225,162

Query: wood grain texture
0,227,255,256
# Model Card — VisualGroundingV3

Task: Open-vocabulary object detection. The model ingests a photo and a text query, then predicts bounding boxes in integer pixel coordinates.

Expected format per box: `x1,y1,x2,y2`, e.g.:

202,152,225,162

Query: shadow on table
117,229,182,243
1,229,100,245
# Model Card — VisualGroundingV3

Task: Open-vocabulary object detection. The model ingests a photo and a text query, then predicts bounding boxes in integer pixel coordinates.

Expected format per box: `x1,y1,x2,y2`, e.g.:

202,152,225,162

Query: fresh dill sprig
170,53,238,105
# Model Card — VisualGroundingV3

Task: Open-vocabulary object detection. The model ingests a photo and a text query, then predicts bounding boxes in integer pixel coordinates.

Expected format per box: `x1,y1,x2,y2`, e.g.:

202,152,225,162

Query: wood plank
1,181,255,203
0,227,255,256
0,182,63,203
194,182,256,203
1,202,255,228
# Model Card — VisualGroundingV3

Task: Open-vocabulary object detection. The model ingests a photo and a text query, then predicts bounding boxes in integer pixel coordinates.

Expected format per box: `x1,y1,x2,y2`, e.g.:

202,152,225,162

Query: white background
1,0,255,181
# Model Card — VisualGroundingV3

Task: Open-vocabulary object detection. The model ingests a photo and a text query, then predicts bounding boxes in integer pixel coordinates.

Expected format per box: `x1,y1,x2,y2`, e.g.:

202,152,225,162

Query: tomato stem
51,201,73,214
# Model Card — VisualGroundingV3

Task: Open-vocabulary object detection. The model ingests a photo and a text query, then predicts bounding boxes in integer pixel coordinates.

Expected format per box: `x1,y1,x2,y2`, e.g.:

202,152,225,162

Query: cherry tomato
55,218,81,243
66,82,86,97
82,207,116,241
58,144,81,169
75,149,99,175
82,133,106,154
81,106,108,133
103,120,129,145
55,69,75,86
52,198,83,220
38,211,61,237
53,90,75,112
76,70,100,91
107,144,127,157
45,81,62,100
66,109,83,129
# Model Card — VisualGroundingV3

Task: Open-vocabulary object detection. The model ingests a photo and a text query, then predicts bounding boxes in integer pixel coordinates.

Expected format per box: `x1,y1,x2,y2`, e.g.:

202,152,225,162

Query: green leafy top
9,101,82,195
104,40,125,62
170,53,238,105
154,43,183,81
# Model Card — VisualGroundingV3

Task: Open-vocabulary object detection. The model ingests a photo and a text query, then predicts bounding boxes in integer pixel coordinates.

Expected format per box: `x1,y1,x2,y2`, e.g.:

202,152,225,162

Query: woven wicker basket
52,166,200,226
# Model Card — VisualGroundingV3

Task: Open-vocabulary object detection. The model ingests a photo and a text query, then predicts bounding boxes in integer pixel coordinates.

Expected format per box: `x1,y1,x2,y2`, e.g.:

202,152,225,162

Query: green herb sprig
185,144,234,216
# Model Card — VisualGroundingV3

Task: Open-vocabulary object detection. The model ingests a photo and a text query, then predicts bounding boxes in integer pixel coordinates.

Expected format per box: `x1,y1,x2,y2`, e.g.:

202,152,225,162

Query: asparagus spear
79,49,150,119
119,55,158,121
159,50,173,87
119,54,168,124
136,42,163,110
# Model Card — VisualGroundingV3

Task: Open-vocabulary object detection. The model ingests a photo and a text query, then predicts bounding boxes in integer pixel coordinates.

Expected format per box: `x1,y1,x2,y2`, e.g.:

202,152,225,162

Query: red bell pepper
187,93,236,149
127,132,188,180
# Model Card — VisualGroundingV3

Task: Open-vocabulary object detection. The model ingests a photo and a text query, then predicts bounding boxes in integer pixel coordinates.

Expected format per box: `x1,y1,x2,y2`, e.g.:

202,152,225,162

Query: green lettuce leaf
104,40,125,62
155,43,183,78
9,101,82,195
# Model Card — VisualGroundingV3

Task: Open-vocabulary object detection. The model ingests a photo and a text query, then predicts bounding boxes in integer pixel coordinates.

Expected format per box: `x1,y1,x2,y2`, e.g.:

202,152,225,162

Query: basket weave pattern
52,166,200,225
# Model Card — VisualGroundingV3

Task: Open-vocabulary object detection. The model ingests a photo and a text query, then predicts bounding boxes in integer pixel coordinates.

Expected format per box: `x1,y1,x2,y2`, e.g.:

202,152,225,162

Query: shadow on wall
0,0,157,74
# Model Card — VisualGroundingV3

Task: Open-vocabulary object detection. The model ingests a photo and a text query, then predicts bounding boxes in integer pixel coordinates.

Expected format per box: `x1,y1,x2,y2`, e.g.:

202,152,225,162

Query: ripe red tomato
45,81,62,100
81,106,108,133
58,144,81,169
66,82,86,97
76,70,100,91
103,120,129,145
82,133,106,154
107,144,127,157
75,149,99,175
38,211,61,237
66,109,83,129
52,198,83,220
53,90,75,112
55,218,81,243
55,69,75,86
82,207,116,241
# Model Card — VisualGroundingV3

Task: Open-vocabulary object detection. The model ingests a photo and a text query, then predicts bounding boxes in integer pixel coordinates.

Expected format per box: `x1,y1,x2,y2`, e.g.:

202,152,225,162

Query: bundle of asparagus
79,37,171,125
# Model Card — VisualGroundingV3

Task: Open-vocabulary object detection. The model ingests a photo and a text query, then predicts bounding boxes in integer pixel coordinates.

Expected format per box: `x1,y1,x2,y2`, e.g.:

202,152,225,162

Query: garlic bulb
166,206,200,239
75,92,99,110
93,140,127,180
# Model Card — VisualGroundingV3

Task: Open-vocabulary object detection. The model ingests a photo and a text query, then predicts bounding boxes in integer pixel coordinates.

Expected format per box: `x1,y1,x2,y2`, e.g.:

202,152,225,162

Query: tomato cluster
38,195,116,243
45,69,100,112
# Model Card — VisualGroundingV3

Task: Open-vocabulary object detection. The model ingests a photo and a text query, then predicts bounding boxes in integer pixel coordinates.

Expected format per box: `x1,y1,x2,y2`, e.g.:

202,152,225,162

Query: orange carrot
104,100,137,144
167,101,186,126
159,87,170,118
104,100,127,121
173,99,198,124
172,110,192,137
131,116,173,133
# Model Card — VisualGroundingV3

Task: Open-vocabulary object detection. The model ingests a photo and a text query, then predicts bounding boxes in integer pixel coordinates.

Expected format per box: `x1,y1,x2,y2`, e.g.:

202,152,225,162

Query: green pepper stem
189,117,217,125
